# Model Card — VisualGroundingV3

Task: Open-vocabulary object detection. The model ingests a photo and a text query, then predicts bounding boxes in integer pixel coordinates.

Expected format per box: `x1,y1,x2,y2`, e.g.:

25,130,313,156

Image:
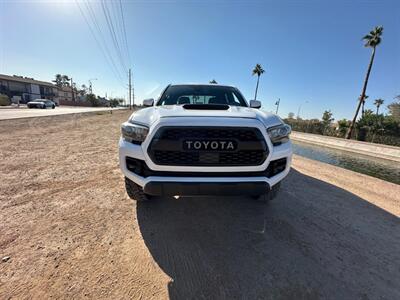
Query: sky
0,0,399,120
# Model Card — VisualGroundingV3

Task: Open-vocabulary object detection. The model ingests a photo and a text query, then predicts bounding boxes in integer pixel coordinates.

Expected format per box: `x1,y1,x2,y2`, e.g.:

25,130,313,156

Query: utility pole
275,98,280,114
70,78,75,102
88,78,97,95
132,70,135,106
297,100,310,119
128,68,132,110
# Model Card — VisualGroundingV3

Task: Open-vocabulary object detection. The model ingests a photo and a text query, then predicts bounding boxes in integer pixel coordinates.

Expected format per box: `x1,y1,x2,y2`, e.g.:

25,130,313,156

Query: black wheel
125,177,152,201
52,105,55,109
252,182,281,203
42,105,46,109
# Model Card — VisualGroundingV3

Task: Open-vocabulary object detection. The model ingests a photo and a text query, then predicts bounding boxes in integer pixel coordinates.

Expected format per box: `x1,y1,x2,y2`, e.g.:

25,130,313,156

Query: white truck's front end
119,84,292,202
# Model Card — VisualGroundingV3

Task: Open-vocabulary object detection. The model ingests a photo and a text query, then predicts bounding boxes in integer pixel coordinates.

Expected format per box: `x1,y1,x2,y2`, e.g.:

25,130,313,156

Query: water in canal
292,141,400,185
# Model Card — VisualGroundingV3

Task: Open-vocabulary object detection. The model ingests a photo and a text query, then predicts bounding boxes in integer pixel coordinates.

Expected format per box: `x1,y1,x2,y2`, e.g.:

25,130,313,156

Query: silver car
27,99,56,109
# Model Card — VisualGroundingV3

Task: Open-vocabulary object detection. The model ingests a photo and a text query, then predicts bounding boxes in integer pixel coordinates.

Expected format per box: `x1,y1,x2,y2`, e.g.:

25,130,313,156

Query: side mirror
143,98,154,107
249,100,261,109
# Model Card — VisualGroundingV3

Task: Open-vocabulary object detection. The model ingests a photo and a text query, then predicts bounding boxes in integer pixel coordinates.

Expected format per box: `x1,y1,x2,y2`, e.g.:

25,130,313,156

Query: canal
292,141,400,185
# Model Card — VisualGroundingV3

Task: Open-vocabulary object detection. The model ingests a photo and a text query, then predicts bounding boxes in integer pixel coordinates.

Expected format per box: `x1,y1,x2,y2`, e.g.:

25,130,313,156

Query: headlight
267,124,291,145
121,122,149,144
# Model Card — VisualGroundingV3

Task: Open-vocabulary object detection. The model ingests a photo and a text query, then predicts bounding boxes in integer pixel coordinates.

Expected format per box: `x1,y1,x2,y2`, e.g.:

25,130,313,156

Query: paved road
0,106,126,120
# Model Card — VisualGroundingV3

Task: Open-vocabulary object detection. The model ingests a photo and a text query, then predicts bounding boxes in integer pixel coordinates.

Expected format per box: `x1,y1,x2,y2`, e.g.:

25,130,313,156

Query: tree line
53,74,90,97
285,96,400,146
53,74,124,107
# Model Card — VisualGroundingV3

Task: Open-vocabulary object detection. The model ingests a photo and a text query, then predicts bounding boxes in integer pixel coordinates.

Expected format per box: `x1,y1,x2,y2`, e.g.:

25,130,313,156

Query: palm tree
252,64,265,100
52,74,62,87
79,85,86,96
209,79,218,84
61,75,70,87
346,26,383,139
374,98,384,115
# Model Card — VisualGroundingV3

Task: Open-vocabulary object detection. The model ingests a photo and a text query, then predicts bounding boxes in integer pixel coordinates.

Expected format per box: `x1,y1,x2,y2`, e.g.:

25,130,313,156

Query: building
57,86,93,106
0,74,58,104
57,86,74,103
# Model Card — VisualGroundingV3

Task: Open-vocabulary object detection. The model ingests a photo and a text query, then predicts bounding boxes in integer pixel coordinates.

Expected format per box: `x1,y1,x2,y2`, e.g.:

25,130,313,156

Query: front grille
147,126,269,166
126,157,287,178
159,128,260,141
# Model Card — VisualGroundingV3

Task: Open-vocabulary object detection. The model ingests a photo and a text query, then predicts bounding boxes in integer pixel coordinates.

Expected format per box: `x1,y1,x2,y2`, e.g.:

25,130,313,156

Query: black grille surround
126,157,287,178
147,126,269,166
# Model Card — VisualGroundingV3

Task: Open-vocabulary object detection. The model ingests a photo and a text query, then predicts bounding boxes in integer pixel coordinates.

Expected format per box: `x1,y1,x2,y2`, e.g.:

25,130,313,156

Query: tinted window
157,85,247,107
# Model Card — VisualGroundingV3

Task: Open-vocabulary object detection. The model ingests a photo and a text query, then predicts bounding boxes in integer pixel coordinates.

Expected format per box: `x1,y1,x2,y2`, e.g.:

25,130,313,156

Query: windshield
157,85,248,107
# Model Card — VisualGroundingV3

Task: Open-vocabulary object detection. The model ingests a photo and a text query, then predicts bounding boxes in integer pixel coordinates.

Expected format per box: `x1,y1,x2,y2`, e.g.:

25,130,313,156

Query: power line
76,0,132,99
109,0,130,68
118,0,131,66
117,0,133,107
110,0,130,67
83,0,127,83
100,0,129,74
75,0,126,89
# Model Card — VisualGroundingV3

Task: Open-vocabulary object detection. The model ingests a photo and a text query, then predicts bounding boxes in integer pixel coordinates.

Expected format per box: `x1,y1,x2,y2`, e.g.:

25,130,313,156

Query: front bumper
119,117,292,195
144,181,270,196
119,140,292,194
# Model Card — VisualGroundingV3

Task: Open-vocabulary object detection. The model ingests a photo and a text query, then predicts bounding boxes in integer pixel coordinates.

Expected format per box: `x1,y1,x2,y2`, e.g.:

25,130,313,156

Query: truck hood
130,105,283,128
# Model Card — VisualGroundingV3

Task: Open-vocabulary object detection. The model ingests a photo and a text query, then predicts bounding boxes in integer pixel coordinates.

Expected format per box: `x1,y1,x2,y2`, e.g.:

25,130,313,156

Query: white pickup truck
119,84,292,202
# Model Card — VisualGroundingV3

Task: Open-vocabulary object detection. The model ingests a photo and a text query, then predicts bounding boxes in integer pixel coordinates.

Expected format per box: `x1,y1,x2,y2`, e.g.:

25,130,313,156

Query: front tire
125,177,152,201
252,182,281,204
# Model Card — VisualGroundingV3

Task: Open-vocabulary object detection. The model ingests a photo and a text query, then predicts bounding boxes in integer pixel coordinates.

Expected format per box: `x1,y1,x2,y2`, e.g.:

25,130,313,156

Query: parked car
27,99,56,109
119,83,292,202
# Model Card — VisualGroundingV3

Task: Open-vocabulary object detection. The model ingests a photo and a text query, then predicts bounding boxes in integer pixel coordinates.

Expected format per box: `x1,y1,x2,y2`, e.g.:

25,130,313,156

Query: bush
367,134,400,146
0,94,11,106
284,113,400,146
283,103,400,146
86,94,100,107
284,118,325,135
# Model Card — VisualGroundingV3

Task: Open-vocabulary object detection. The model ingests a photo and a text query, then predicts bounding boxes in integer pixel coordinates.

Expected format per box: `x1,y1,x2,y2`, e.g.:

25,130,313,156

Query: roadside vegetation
285,97,400,146
53,73,124,107
0,94,11,106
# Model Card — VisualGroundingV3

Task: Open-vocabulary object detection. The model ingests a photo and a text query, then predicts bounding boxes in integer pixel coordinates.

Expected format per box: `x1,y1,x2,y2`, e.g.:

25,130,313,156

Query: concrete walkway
291,131,400,162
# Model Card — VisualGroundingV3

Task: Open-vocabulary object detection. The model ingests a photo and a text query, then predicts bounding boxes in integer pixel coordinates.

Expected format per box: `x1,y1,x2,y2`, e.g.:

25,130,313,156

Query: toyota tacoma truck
119,84,292,202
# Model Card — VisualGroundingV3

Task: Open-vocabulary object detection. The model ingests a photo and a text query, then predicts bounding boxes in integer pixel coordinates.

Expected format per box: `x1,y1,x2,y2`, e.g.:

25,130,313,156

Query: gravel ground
0,110,399,299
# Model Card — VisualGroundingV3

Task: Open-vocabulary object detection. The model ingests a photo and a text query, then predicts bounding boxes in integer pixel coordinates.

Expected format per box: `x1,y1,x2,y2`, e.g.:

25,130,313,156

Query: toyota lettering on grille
183,140,237,151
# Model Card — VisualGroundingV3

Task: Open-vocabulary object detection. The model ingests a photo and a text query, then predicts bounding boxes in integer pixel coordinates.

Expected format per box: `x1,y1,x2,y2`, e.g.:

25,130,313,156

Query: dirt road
1,111,399,299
